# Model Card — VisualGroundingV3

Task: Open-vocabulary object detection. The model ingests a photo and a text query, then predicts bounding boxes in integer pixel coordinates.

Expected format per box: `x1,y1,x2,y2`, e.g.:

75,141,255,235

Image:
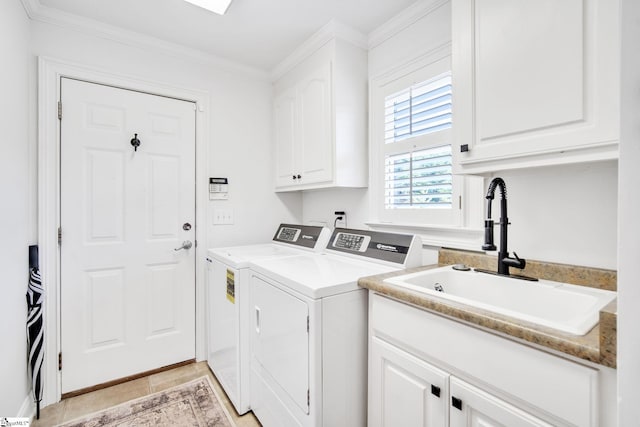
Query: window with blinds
383,73,453,210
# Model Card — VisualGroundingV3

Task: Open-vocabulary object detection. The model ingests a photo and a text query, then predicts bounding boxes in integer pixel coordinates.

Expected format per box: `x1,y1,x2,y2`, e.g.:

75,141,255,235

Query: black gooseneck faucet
481,177,528,276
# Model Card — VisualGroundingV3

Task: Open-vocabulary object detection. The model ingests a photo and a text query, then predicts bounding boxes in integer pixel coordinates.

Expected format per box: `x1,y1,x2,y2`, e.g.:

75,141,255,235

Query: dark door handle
452,396,462,410
431,384,441,398
130,133,141,152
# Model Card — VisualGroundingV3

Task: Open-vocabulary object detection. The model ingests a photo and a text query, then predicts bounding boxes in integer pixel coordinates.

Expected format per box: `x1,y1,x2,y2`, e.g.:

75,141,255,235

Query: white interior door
60,78,196,393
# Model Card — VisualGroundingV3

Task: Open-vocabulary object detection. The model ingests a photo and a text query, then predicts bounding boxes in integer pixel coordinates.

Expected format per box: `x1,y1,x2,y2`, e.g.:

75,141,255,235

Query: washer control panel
332,232,371,253
272,224,331,250
276,227,301,242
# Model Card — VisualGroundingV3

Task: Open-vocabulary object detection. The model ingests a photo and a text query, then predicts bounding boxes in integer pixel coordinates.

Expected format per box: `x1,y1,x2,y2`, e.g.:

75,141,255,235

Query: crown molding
368,0,449,50
269,19,367,82
19,0,270,81
19,0,39,18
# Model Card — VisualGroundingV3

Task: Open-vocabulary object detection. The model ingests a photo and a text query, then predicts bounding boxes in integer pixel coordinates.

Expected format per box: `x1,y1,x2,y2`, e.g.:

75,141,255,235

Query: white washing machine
248,228,422,427
206,224,331,414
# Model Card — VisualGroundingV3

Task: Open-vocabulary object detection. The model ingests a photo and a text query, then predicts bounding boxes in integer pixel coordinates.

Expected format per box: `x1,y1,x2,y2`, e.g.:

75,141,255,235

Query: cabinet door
449,377,555,427
452,0,618,173
274,87,298,188
369,337,448,427
297,62,333,185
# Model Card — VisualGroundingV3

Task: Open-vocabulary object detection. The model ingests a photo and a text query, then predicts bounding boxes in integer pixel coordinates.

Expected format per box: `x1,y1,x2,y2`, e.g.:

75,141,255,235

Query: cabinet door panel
298,62,333,185
477,0,583,139
449,378,555,427
369,337,448,427
274,88,297,188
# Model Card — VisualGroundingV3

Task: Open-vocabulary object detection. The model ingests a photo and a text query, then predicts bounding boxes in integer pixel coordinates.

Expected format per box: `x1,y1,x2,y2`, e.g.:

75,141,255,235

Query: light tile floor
32,361,261,426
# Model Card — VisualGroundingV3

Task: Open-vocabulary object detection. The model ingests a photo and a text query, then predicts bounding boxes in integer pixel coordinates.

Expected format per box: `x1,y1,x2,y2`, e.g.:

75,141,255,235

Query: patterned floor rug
57,376,235,427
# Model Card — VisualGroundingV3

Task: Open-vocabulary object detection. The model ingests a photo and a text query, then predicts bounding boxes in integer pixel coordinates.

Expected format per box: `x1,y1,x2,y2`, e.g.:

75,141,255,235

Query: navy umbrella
26,265,44,419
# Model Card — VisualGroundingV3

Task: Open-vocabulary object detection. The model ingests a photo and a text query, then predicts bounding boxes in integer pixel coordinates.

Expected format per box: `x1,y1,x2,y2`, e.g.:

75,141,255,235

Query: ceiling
37,0,417,71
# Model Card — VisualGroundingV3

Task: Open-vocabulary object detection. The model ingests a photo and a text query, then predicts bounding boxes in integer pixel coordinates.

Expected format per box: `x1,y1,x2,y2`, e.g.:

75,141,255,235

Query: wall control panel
209,177,229,200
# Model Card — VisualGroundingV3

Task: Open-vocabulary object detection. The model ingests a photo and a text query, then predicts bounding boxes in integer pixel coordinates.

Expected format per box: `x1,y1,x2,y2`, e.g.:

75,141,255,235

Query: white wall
368,0,451,78
492,161,618,270
302,187,369,229
28,20,302,249
617,0,640,423
0,0,32,416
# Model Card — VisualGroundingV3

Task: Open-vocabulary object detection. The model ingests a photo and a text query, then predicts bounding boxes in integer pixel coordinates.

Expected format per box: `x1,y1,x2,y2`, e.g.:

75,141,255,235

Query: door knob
174,240,193,251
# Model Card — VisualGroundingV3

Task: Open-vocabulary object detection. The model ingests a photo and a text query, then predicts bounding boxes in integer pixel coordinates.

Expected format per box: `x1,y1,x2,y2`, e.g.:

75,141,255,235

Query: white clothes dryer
206,224,331,414
247,228,422,427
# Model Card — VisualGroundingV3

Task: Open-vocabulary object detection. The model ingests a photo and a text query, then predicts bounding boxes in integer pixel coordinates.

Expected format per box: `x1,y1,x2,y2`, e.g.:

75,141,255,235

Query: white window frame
368,48,484,249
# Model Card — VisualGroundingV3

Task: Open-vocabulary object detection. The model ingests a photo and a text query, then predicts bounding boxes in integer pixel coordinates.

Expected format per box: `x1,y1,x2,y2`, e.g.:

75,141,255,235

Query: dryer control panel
327,228,422,268
332,232,371,252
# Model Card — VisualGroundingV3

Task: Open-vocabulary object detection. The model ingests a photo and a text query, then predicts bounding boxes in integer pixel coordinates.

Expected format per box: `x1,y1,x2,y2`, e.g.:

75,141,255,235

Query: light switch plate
213,208,234,225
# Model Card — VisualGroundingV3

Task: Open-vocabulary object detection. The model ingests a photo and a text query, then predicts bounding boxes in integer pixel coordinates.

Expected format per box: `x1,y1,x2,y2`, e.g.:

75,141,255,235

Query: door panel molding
38,56,209,406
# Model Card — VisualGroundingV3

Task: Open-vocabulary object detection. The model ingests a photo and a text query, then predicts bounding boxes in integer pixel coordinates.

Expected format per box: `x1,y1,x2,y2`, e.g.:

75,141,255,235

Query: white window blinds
384,145,453,209
383,73,453,210
384,73,452,144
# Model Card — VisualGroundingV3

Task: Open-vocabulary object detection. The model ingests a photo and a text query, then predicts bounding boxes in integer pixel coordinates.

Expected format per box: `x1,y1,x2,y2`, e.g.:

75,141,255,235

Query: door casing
38,56,210,406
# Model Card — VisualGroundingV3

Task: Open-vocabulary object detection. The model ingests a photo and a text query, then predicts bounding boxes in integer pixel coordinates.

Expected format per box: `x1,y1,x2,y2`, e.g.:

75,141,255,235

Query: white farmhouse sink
384,266,616,335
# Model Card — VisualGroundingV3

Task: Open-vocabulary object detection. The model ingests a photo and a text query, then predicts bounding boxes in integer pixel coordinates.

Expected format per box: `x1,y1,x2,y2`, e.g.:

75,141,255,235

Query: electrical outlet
334,210,347,228
213,208,234,225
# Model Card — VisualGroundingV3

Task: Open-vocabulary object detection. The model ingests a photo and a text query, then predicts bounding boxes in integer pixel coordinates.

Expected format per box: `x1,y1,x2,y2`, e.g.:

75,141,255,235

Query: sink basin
384,266,616,335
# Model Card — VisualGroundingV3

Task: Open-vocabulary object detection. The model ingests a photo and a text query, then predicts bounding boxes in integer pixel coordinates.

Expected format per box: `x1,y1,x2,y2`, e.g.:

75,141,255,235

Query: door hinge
306,315,309,333
58,101,62,120
459,195,462,210
58,352,62,371
307,389,310,406
58,227,62,245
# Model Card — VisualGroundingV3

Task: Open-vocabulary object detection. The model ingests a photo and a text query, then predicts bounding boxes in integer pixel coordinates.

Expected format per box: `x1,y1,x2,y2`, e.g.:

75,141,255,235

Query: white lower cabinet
368,293,616,427
370,337,550,427
369,337,448,427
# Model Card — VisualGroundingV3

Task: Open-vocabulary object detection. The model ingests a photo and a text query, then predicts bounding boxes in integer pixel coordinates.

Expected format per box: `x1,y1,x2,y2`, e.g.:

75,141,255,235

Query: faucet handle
512,252,526,269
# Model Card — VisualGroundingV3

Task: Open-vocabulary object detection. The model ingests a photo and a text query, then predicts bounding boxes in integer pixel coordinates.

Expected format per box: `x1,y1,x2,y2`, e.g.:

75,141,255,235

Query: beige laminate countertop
358,250,617,369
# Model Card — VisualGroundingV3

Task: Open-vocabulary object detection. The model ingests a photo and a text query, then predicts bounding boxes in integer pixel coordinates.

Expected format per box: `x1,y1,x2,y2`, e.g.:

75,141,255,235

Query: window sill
365,221,484,252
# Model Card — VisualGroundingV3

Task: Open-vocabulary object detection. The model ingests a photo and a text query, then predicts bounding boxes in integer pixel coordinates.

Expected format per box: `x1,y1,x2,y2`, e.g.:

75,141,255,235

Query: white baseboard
17,394,35,420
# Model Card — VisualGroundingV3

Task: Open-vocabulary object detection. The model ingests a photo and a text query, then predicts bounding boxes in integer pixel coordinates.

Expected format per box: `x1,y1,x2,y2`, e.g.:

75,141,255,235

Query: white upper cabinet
273,36,368,191
452,0,620,174
274,87,298,188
